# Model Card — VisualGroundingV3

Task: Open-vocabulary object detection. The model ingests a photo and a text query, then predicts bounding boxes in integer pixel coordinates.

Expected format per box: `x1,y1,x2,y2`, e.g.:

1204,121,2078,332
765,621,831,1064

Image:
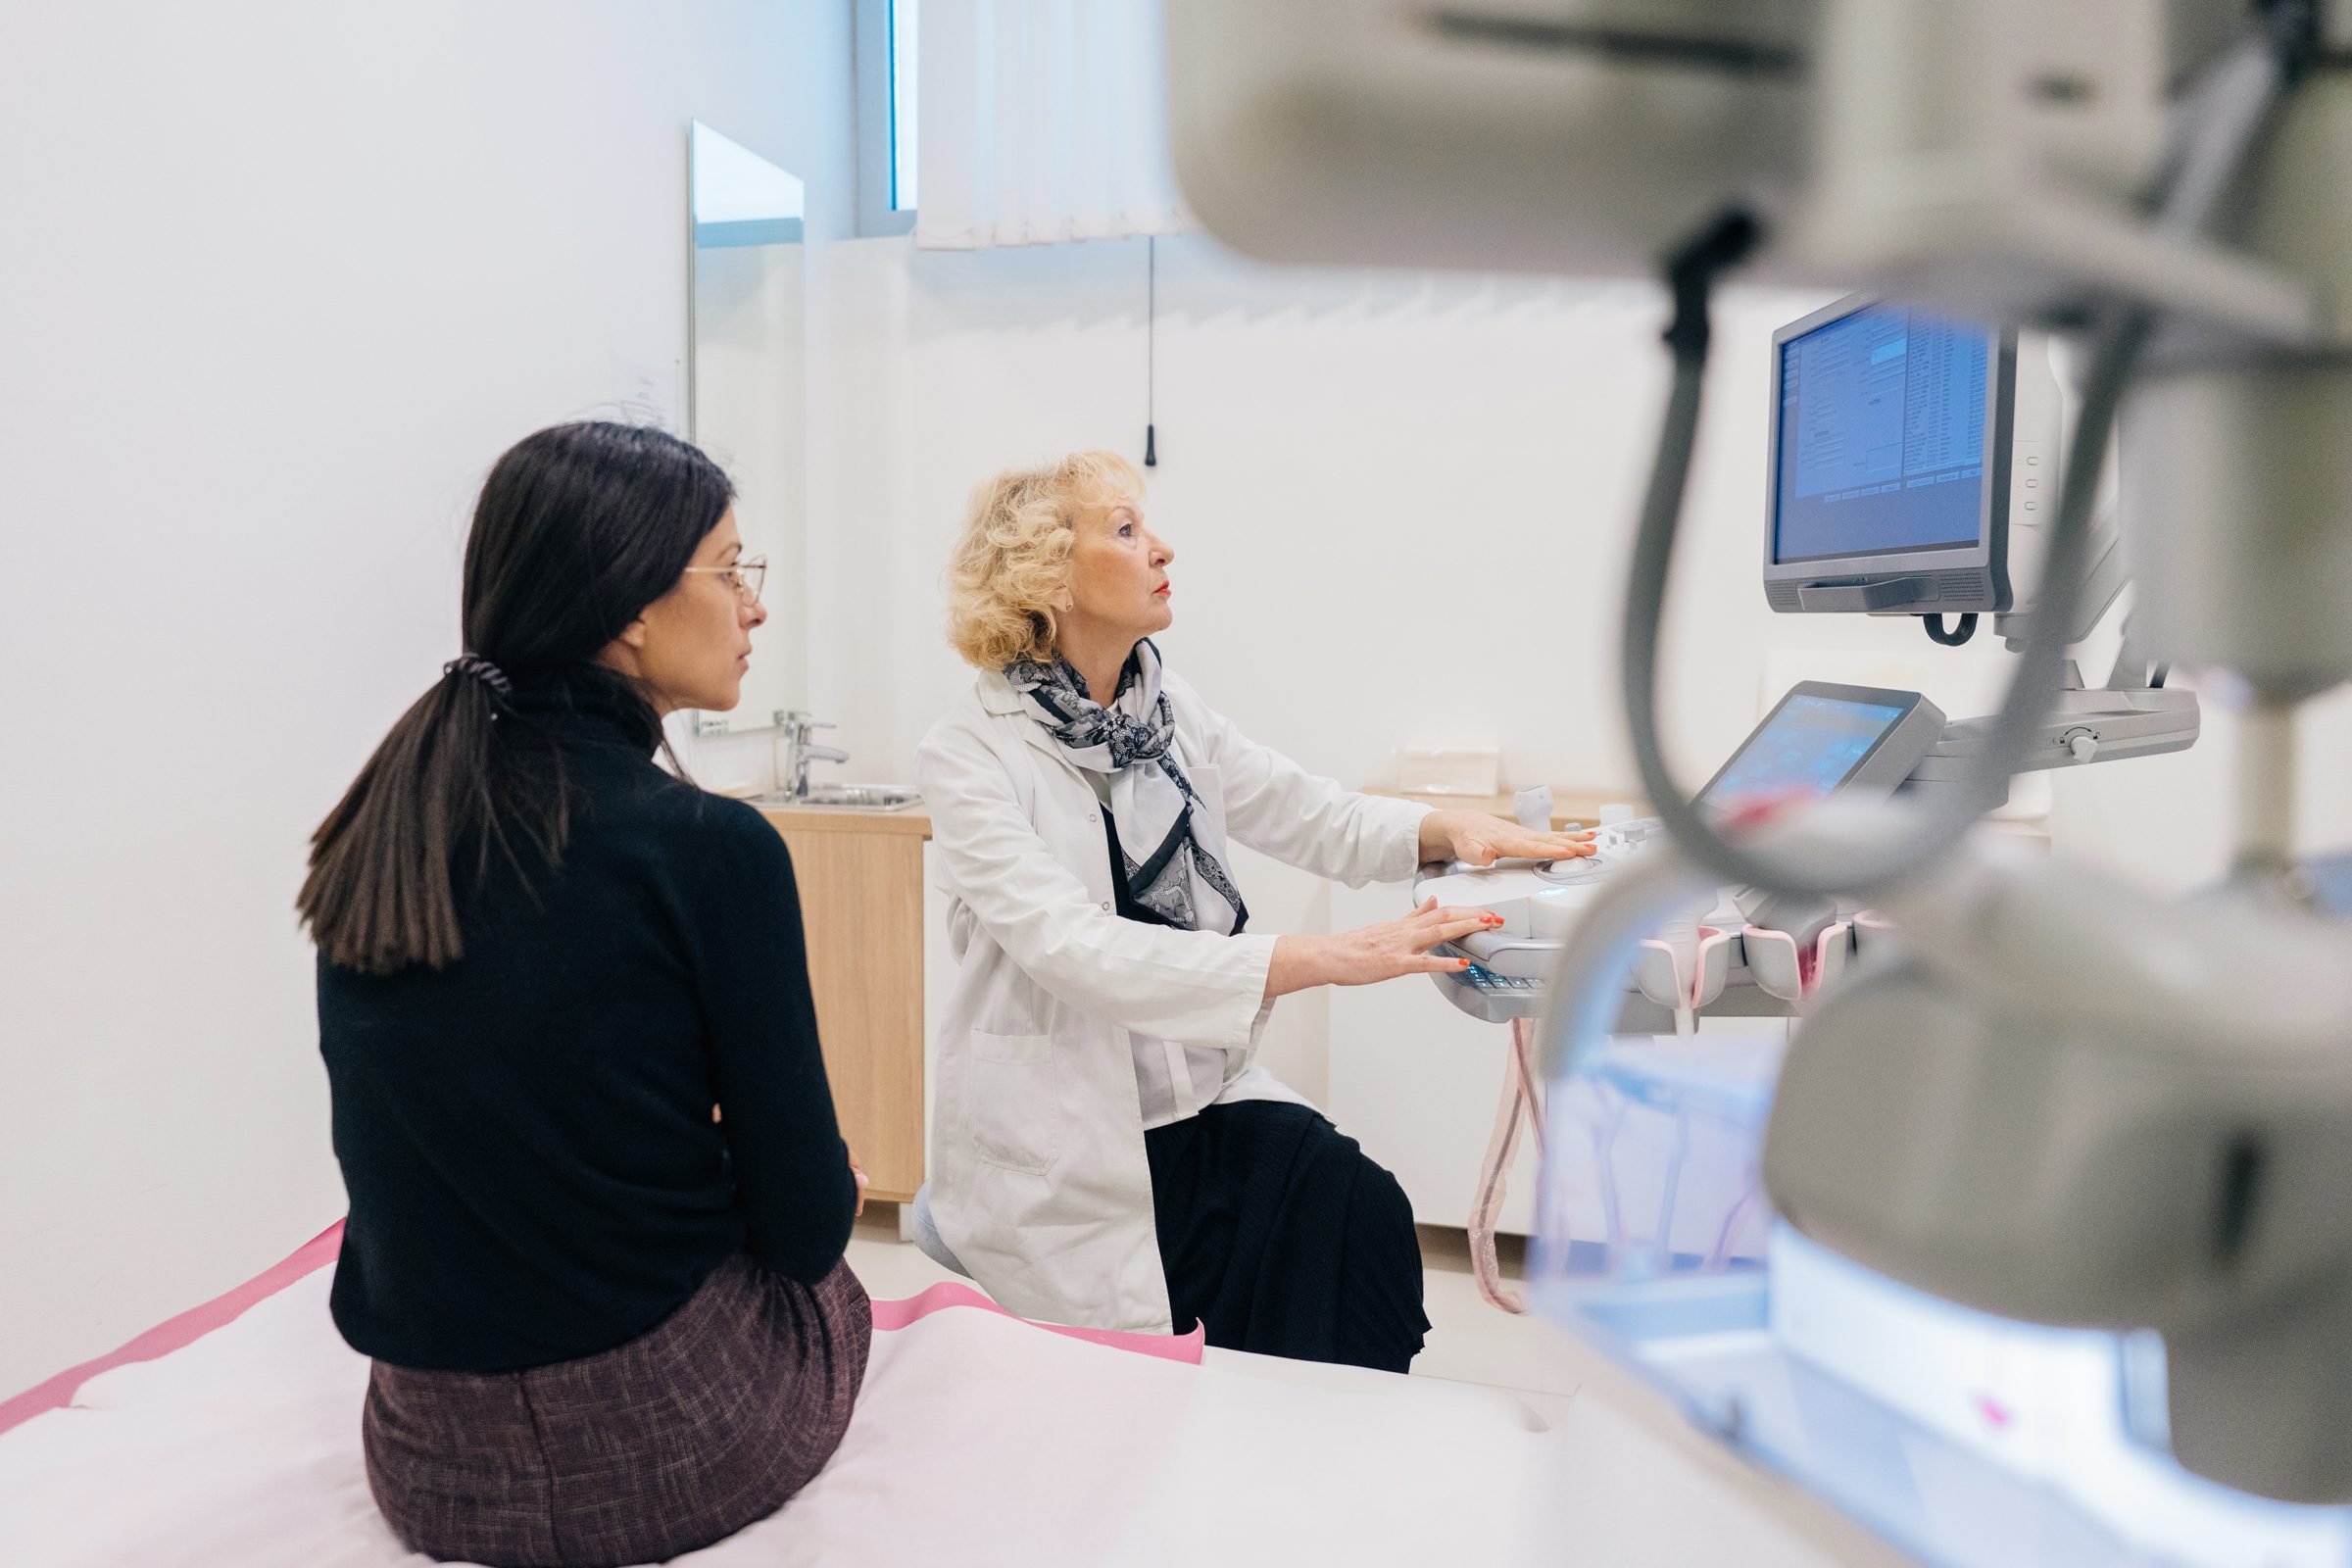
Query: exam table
0,1225,1899,1567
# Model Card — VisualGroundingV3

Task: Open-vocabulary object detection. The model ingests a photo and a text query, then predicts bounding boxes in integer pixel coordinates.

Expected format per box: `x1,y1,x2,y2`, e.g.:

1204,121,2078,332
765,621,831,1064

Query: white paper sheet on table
0,1269,1544,1567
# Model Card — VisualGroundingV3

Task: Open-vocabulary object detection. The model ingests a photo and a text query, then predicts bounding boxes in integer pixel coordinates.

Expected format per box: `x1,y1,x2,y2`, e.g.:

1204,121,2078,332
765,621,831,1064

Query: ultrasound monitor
1695,681,1946,819
1763,295,2031,618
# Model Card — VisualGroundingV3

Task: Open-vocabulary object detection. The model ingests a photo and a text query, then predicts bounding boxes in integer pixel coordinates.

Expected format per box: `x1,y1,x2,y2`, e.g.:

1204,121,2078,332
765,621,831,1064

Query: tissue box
1391,747,1500,797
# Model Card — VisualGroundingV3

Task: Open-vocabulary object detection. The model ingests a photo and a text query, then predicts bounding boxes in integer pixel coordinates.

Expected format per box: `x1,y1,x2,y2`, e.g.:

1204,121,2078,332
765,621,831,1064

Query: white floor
843,1210,1597,1429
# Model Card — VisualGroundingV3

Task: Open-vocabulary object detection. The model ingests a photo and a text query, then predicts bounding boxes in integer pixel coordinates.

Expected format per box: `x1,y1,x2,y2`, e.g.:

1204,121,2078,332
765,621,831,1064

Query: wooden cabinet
756,806,931,1203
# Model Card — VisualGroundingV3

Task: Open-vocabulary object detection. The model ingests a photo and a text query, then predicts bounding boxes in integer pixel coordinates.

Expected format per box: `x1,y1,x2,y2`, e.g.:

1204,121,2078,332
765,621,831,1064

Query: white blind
914,0,1193,250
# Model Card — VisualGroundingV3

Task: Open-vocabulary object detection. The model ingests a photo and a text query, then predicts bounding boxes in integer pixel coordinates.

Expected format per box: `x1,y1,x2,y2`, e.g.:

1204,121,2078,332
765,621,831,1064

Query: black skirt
1144,1099,1429,1373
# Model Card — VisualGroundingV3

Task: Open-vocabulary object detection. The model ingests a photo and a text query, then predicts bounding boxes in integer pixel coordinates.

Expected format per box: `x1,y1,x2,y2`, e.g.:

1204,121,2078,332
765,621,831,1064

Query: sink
758,783,924,811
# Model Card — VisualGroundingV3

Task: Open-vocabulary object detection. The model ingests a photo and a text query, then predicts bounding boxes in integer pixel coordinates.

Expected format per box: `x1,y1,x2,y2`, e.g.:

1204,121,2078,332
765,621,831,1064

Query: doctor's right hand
1264,898,1501,999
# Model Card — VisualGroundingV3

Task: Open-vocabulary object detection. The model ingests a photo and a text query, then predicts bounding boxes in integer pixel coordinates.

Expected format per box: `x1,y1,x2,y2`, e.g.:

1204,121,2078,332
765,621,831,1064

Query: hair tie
443,654,513,699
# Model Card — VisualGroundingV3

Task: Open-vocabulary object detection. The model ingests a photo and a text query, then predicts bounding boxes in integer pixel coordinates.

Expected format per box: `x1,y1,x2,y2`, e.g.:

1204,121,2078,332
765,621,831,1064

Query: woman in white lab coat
916,451,1590,1370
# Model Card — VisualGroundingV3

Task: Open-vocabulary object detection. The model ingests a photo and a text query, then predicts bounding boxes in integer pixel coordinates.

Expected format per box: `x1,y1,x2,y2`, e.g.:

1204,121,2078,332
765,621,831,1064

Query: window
857,0,917,234
890,0,918,211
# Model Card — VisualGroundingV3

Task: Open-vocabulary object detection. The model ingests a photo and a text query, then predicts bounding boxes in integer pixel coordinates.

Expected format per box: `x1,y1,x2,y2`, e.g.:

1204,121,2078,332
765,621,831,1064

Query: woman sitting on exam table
302,422,866,1568
917,450,1591,1372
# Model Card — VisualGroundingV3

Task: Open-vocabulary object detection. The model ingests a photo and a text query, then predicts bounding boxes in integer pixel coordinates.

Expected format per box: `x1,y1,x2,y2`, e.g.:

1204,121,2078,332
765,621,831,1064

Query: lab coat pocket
968,1030,1064,1175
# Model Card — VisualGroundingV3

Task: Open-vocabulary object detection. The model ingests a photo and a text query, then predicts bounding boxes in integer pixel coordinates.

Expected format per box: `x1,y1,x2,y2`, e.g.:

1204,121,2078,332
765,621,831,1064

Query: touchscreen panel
1700,693,1910,816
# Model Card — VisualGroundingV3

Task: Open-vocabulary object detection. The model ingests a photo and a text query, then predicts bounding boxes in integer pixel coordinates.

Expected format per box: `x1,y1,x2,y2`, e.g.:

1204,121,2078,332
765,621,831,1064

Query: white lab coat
915,665,1432,1332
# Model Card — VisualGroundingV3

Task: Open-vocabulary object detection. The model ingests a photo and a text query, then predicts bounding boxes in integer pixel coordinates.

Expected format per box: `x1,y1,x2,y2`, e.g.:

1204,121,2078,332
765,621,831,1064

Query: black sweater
318,674,857,1372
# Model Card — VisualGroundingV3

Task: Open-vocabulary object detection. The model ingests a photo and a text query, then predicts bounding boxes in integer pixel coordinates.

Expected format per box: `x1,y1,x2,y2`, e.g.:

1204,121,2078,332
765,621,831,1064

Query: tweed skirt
362,1255,870,1568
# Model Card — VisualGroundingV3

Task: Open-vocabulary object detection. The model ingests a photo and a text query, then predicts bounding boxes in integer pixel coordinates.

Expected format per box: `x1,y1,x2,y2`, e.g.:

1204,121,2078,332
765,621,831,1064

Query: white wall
0,0,853,1396
806,231,2352,1100
806,233,1996,796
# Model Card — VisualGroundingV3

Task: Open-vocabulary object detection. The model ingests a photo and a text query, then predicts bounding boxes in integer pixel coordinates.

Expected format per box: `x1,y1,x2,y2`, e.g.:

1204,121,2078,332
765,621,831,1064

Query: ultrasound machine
1423,294,2200,1028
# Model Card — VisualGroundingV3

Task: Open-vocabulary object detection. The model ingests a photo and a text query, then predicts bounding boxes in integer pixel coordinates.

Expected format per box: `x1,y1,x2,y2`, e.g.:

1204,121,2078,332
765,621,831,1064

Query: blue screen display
1702,695,1908,815
1774,305,1991,565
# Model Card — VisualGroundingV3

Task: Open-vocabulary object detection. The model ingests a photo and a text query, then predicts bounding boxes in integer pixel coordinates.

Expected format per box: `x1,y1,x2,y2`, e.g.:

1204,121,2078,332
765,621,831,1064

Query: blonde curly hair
945,450,1145,669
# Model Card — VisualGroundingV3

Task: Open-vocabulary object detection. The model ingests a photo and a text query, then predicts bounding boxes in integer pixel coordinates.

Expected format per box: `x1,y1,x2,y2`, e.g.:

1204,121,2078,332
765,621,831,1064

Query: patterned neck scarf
1004,639,1249,934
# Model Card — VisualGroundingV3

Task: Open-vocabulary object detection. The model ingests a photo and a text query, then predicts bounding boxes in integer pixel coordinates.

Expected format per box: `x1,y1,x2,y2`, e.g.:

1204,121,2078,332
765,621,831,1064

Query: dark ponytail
299,422,735,974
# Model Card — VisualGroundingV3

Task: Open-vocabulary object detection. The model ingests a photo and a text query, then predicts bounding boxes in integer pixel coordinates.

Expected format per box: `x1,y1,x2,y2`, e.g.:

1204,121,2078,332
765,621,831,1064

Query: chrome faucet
774,710,848,800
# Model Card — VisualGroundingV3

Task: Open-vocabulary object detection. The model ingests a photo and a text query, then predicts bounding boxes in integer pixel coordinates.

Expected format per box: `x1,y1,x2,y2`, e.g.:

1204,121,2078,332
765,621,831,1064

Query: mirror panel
687,122,807,737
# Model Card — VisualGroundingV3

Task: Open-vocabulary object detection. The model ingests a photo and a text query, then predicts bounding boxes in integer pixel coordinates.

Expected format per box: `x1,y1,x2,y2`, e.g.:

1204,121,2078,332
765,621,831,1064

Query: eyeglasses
682,556,766,603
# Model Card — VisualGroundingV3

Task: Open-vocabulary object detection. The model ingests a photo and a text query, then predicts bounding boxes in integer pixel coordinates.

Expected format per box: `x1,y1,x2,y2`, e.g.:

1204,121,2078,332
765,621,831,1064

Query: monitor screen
1773,303,1992,566
1699,692,1913,817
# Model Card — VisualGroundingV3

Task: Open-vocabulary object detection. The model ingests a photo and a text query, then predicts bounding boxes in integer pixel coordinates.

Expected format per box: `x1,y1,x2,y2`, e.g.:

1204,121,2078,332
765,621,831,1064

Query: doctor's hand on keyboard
1419,808,1594,869
1264,897,1505,999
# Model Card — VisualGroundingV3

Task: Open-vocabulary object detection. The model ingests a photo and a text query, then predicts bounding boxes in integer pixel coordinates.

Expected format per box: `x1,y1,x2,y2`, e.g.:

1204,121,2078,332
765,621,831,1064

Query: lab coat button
1100,900,1113,911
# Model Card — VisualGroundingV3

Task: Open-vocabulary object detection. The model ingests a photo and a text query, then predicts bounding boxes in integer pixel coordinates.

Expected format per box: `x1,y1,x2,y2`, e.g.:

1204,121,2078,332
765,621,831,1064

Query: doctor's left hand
1420,809,1593,868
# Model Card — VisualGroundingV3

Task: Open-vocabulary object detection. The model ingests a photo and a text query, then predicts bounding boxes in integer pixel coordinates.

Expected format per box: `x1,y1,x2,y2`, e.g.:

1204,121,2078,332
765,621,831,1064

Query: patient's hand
848,1151,867,1217
1420,808,1593,867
